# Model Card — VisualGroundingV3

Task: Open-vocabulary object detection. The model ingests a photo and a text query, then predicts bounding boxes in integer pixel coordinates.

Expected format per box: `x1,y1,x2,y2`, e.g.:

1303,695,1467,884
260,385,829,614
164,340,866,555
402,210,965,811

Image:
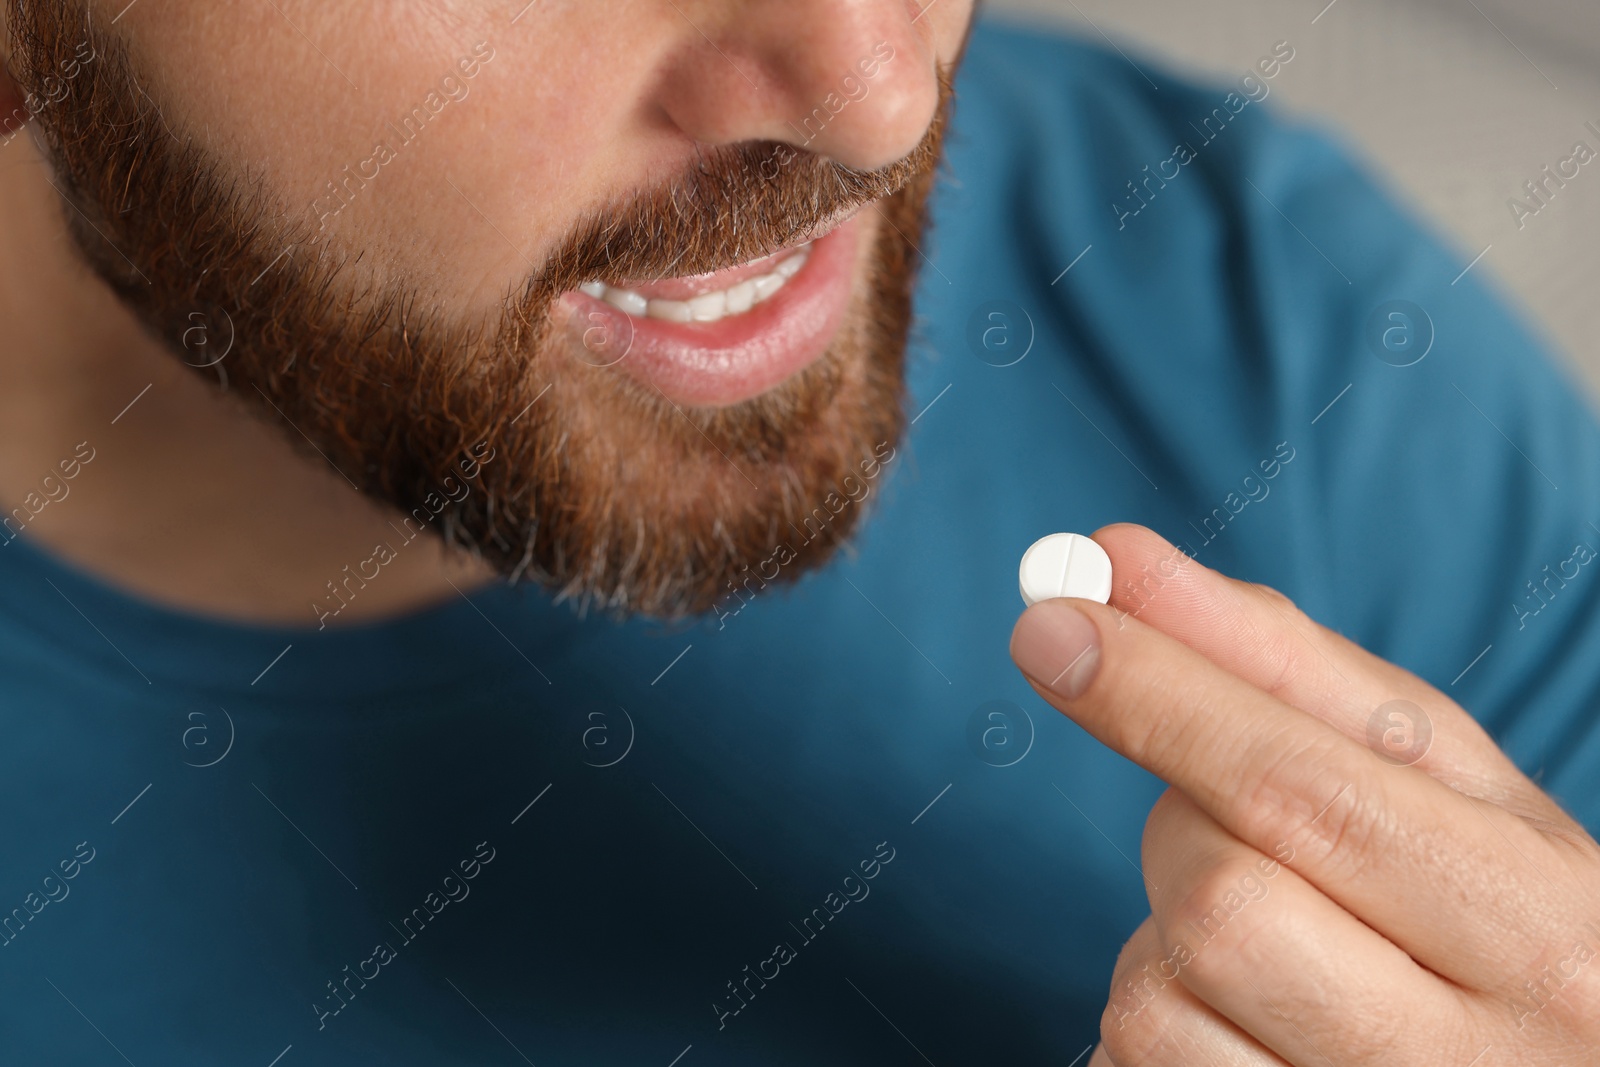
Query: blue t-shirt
5,20,1600,1066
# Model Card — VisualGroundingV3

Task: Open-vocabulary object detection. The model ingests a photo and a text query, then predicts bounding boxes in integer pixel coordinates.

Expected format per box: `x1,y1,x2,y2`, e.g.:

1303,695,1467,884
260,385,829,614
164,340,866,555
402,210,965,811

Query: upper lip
787,205,860,253
588,205,863,290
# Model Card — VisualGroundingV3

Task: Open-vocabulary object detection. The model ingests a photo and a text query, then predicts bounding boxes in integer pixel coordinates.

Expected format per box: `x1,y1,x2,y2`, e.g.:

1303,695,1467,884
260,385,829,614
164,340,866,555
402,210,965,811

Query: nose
653,1,943,173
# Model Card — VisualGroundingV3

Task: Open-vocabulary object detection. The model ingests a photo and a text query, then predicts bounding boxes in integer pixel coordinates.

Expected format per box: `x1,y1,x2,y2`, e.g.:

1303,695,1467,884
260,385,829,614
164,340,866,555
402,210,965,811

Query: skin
0,0,970,621
0,1,1592,1059
1012,524,1600,1065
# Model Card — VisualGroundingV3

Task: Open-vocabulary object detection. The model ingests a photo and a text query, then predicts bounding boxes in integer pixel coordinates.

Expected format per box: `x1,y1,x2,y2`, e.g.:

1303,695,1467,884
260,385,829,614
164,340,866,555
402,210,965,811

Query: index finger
1092,524,1540,813
1009,596,1567,980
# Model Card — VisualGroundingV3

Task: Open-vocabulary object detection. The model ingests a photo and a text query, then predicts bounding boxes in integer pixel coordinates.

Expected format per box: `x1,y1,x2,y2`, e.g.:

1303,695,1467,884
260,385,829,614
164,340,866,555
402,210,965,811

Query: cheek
111,1,672,310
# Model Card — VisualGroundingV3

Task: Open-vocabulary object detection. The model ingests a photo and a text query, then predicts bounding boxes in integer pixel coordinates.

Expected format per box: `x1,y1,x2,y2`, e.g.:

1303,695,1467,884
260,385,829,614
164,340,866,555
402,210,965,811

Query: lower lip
557,214,863,407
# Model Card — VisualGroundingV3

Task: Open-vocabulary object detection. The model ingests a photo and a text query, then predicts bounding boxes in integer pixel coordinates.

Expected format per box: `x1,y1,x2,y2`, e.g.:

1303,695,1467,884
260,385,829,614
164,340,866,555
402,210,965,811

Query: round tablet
1018,533,1113,607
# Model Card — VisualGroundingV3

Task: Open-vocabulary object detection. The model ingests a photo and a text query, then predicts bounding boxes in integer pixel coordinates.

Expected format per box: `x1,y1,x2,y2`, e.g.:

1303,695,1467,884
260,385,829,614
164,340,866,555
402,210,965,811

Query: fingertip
1104,542,1217,629
1090,524,1201,586
1091,523,1181,567
1089,521,1154,547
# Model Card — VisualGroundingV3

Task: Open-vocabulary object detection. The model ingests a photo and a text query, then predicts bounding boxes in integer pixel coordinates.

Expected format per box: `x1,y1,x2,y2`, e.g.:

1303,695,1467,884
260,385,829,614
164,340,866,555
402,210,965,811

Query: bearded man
4,3,1600,1065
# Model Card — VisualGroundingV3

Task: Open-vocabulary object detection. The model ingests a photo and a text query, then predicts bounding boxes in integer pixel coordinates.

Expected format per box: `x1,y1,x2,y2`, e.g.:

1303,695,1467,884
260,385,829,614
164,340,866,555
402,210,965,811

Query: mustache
530,111,947,306
6,0,946,613
10,0,948,351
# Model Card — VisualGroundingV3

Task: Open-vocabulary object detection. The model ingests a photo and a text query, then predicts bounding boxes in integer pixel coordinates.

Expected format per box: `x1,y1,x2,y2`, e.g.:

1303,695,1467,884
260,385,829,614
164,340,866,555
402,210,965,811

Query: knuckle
1101,929,1183,1063
1241,583,1330,699
1099,987,1180,1066
1236,737,1386,871
1289,774,1399,879
1255,623,1308,702
1512,947,1600,1039
1147,784,1193,826
1247,581,1298,615
1558,978,1600,1038
1158,860,1268,984
1165,878,1421,1067
1140,787,1195,865
1280,999,1410,1066
1543,822,1600,866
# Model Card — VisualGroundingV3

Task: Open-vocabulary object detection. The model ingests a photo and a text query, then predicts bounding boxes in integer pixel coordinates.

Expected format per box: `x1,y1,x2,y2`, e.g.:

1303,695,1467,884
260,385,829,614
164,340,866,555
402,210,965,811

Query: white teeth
651,299,693,323
688,291,727,321
752,274,785,301
576,242,811,324
726,279,755,314
603,287,648,316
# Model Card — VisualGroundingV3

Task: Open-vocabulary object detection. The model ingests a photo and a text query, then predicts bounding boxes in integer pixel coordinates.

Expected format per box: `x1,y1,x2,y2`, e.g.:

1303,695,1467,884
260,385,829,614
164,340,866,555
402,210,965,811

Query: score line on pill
1019,533,1113,607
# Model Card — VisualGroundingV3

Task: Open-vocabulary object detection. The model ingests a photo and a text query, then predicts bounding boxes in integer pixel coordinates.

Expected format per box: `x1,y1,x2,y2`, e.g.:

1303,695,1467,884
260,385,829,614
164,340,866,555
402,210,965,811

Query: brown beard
5,3,949,619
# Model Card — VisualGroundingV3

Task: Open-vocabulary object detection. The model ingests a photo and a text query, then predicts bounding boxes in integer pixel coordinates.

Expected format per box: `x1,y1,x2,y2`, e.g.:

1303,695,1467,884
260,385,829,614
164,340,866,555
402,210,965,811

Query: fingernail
1011,601,1102,700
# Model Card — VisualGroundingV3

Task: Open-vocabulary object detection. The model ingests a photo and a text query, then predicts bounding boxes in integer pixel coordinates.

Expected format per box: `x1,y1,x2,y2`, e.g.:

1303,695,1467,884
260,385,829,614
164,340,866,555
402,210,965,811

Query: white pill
1019,533,1113,607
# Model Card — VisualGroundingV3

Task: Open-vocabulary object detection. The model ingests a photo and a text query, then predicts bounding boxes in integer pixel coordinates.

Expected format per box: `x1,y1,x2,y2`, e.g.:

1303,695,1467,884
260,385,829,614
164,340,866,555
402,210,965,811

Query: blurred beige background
986,0,1600,400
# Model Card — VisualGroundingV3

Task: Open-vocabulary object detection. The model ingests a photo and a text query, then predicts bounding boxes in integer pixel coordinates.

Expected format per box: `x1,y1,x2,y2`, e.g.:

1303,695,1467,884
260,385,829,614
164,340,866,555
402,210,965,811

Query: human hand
1009,524,1600,1065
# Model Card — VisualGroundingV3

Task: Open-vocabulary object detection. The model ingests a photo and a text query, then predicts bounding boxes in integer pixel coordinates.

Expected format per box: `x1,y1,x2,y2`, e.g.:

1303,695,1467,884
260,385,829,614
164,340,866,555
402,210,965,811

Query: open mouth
577,242,812,324
559,211,865,408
